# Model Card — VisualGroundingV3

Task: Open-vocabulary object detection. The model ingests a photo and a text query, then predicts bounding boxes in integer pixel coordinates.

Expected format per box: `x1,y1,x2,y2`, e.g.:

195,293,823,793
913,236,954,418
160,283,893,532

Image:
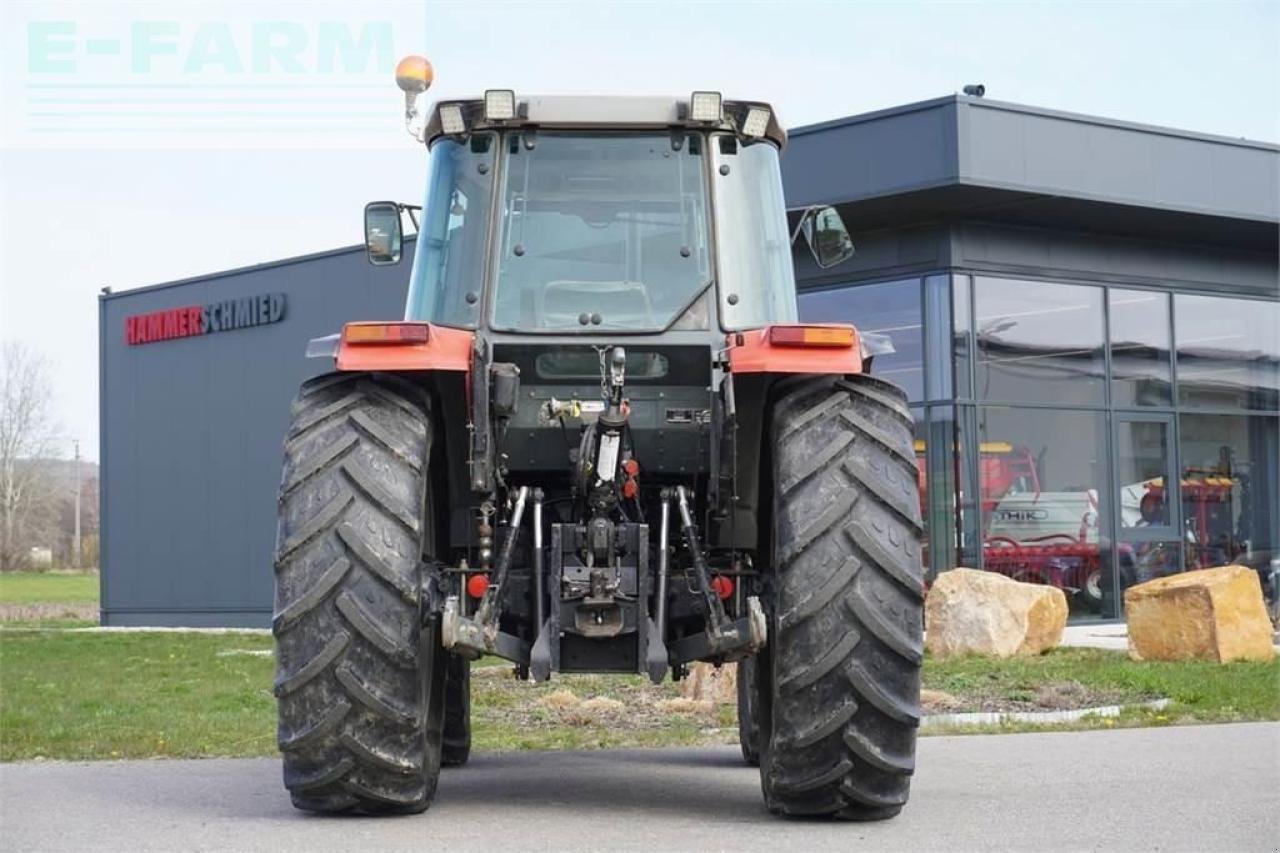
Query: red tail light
767,325,856,348
343,322,430,345
711,575,734,600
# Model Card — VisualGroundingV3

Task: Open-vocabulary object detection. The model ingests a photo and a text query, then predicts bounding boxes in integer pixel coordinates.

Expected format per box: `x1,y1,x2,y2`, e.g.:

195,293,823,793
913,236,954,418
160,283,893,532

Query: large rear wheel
273,373,445,814
759,374,925,820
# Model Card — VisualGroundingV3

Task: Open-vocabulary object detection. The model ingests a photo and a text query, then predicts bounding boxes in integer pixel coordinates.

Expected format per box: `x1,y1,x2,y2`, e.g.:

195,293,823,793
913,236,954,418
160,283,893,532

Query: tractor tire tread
273,372,440,815
762,374,924,822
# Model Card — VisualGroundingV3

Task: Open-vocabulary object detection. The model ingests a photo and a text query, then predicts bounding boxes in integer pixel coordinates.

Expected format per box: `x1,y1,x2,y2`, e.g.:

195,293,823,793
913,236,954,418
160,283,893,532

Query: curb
921,698,1171,729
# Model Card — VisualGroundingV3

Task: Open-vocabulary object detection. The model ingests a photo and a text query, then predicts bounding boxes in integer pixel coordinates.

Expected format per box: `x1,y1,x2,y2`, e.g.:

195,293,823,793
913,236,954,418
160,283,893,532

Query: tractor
271,56,924,819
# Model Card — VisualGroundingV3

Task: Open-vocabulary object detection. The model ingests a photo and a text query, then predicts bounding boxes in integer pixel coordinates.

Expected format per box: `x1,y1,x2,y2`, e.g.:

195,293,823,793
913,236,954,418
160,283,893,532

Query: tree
0,342,62,571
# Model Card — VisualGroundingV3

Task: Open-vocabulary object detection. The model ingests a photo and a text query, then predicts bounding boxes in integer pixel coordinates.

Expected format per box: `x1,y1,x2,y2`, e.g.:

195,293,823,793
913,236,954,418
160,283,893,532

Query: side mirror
364,201,403,266
799,205,855,269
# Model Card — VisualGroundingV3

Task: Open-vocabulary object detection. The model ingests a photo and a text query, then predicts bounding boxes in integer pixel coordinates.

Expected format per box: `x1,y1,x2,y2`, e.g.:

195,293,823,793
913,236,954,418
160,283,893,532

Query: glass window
1109,289,1173,407
1178,413,1278,572
798,279,923,402
976,407,1111,616
911,408,930,576
954,404,983,570
491,132,712,332
916,405,960,580
1174,295,1280,411
923,275,954,402
1115,419,1173,531
973,277,1105,405
953,275,973,400
711,137,797,330
406,134,497,327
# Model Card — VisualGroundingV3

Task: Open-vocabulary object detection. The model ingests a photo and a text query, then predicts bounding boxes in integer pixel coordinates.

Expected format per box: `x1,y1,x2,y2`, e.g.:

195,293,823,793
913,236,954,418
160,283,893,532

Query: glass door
1112,413,1182,612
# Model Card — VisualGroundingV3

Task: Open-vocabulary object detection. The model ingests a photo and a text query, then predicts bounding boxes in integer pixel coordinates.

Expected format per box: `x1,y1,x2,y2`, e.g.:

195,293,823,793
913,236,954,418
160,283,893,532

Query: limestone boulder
679,661,737,703
925,568,1068,658
1125,565,1274,663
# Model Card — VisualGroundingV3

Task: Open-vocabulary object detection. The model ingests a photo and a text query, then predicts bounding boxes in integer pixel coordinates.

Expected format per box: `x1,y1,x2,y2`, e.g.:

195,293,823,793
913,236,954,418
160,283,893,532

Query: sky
1,0,1277,462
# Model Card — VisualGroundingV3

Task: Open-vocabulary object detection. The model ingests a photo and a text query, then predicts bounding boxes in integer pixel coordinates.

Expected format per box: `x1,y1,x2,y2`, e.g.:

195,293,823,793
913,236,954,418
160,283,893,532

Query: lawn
1,629,1276,761
0,572,99,605
0,572,99,628
923,648,1280,731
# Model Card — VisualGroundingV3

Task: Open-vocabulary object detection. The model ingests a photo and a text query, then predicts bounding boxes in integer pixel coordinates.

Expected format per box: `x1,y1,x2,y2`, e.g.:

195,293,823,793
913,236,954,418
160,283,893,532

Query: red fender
335,322,473,373
726,324,863,375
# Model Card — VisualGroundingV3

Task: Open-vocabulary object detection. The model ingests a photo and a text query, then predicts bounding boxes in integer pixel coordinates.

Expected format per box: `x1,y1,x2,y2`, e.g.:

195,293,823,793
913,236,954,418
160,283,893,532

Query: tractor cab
364,90,852,339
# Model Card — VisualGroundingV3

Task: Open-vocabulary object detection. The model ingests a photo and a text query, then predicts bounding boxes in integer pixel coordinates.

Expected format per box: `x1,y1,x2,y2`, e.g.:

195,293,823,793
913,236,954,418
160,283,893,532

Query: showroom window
953,275,972,400
973,406,1113,617
1109,289,1173,408
879,271,1278,621
1174,294,1280,411
1177,413,1278,572
972,277,1105,406
799,278,924,402
913,405,961,579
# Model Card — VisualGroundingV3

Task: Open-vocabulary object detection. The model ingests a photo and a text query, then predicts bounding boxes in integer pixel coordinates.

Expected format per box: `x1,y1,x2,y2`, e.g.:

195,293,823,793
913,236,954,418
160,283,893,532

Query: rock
679,661,738,703
925,568,1068,658
1125,565,1274,663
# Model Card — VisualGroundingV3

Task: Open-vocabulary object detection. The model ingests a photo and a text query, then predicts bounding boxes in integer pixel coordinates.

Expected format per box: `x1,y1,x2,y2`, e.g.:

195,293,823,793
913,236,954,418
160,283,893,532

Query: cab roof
424,94,787,149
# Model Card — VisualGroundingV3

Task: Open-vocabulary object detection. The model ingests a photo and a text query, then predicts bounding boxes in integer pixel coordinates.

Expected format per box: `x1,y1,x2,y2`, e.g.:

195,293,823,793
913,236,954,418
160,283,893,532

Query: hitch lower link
666,486,767,665
441,486,535,663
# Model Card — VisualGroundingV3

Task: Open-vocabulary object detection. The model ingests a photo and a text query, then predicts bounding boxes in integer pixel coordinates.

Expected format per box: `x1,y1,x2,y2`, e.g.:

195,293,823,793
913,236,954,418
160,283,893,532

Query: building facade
786,96,1278,619
99,95,1279,626
99,245,414,625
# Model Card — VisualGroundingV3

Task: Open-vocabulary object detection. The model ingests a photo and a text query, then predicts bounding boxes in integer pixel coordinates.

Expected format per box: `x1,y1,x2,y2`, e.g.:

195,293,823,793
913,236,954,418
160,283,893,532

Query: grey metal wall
99,242,413,626
793,221,1279,297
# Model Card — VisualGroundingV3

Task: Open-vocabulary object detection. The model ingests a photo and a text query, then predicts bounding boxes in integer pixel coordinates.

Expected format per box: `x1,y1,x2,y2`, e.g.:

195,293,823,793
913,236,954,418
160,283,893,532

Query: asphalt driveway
3,722,1276,851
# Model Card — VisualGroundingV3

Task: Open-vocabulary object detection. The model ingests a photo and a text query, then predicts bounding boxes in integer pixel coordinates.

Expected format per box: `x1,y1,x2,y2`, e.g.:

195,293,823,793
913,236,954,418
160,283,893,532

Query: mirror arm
400,204,422,231
788,205,820,245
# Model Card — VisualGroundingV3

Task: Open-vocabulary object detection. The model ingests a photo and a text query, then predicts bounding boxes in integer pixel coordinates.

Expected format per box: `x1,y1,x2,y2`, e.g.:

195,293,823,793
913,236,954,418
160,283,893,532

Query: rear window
535,350,669,380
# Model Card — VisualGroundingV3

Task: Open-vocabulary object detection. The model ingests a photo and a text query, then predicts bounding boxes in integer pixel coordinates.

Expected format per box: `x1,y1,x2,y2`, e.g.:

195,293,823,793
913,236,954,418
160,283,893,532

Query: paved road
3,723,1277,852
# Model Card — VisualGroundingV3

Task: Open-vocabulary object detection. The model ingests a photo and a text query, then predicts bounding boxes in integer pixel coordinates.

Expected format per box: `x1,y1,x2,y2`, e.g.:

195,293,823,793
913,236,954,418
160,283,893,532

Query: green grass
0,632,1276,761
1,630,274,761
0,572,99,605
924,647,1280,731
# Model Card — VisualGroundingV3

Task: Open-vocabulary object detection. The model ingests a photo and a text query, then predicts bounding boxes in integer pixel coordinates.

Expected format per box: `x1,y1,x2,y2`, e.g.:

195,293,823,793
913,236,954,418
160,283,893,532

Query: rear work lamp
439,103,466,135
484,89,516,121
741,106,771,138
343,323,430,345
768,325,857,348
689,91,723,122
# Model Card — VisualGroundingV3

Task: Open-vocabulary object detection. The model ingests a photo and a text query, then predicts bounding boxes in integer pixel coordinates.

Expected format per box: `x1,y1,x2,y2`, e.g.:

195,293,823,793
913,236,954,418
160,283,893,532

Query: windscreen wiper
658,279,715,333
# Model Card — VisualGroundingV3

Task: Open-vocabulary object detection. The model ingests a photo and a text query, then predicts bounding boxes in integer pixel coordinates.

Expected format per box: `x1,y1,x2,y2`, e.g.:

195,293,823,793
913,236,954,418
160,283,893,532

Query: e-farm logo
27,20,392,77
9,4,423,147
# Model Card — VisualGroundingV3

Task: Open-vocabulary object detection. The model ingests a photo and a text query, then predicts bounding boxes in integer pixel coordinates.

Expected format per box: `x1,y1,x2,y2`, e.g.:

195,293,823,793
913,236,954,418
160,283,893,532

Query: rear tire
442,654,471,767
759,374,924,820
273,373,445,815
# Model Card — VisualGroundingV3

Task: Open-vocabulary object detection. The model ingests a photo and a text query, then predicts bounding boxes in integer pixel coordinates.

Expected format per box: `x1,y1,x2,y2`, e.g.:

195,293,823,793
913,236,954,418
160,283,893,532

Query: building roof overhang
783,95,1279,252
